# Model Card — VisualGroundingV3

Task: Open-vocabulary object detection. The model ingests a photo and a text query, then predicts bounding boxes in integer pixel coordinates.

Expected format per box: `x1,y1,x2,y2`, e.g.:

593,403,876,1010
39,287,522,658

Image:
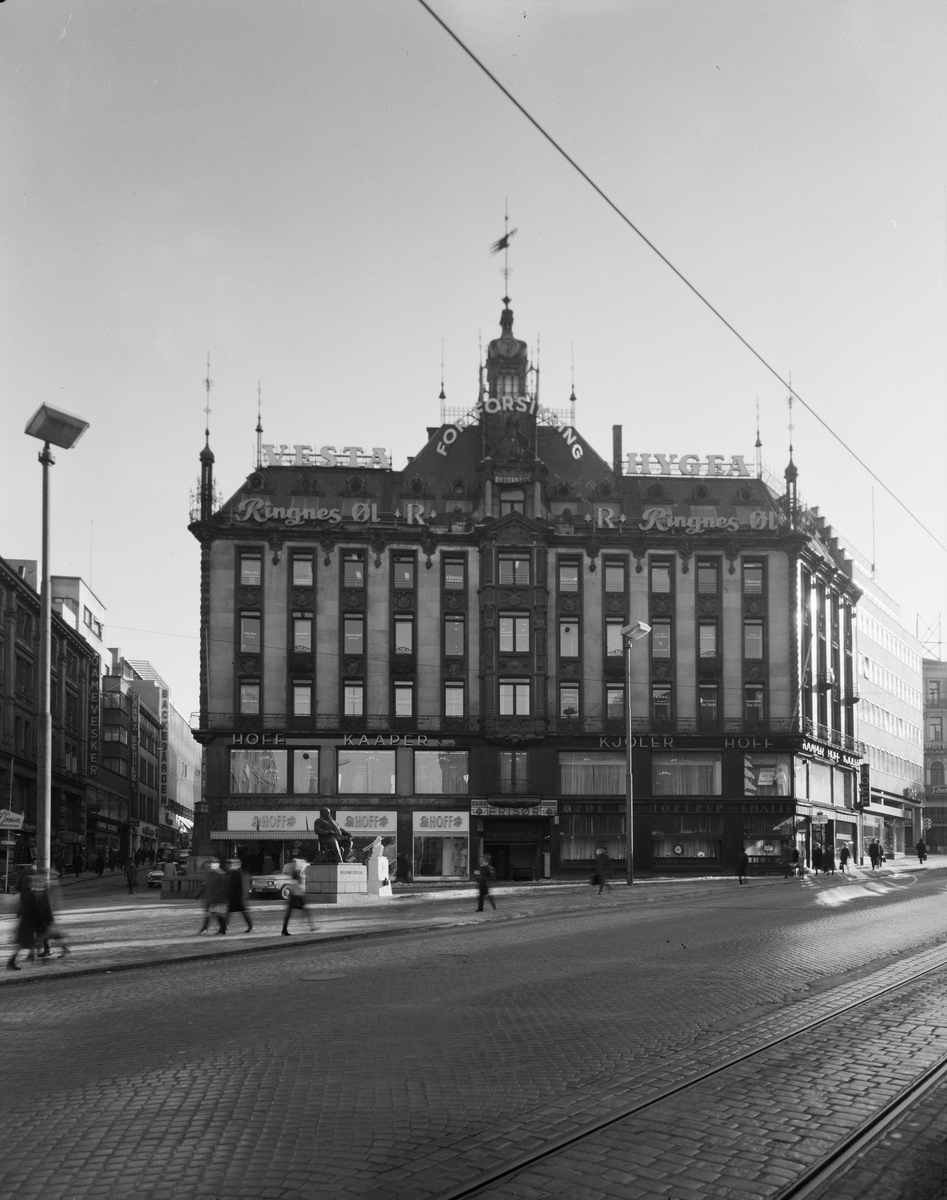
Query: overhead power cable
416,0,947,557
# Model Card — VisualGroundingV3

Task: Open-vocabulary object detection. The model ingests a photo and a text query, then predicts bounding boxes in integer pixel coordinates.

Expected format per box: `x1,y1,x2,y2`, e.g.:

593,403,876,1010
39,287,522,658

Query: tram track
435,945,947,1200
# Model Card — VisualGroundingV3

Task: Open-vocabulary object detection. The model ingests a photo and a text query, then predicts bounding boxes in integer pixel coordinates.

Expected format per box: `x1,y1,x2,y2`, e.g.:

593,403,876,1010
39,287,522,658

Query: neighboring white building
848,560,924,856
50,575,108,672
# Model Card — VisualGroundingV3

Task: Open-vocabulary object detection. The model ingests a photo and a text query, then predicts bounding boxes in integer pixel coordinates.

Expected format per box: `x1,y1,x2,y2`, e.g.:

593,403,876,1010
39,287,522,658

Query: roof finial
754,397,762,479
256,382,263,470
202,352,213,446
489,200,517,307
439,338,446,403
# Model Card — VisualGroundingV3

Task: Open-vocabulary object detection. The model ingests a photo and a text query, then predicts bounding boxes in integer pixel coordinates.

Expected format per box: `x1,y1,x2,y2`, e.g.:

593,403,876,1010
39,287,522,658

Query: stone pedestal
305,862,390,905
366,855,392,898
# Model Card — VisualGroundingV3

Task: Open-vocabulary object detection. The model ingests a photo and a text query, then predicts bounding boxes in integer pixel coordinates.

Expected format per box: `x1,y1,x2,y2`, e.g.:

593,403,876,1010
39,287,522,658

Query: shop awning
211,830,320,841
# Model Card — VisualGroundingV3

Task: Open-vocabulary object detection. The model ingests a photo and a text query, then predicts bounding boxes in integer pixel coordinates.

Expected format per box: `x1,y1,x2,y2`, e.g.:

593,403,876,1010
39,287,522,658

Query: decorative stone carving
605,595,625,614
290,587,313,608
319,535,335,567
445,594,464,611
745,661,766,681
724,543,742,575
630,541,648,574
238,655,260,676
651,595,672,616
370,532,386,568
698,596,719,615
677,543,693,574
560,662,579,679
237,586,260,608
498,657,531,674
344,658,365,676
342,589,365,610
652,662,672,681
445,660,465,677
559,595,579,614
744,596,764,616
393,592,415,610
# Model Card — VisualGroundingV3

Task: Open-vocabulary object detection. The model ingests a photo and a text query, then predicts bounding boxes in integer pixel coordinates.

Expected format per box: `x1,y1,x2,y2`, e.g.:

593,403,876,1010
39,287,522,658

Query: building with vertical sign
923,658,947,850
190,295,869,880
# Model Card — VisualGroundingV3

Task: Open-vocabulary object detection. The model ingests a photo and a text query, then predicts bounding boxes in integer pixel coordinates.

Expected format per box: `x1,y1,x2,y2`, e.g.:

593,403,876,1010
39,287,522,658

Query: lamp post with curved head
24,404,89,873
622,620,651,885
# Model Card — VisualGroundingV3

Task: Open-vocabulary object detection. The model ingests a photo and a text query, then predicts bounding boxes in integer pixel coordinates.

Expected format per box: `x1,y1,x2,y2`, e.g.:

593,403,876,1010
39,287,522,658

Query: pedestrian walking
6,871,44,970
108,850,117,872
812,845,823,875
394,852,413,887
72,852,83,878
868,840,880,870
737,849,750,885
823,847,836,874
280,862,314,936
476,856,496,912
94,852,105,878
838,845,850,873
593,846,612,894
916,839,928,866
225,859,253,932
196,859,229,935
124,859,139,894
35,869,69,961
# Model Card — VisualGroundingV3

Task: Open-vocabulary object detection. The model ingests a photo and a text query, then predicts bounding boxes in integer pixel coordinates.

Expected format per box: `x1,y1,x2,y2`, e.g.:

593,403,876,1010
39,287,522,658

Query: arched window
500,487,525,516
931,761,945,787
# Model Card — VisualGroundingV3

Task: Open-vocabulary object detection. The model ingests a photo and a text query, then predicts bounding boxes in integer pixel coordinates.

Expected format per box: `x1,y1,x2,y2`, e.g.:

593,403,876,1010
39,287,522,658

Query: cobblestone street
3,863,947,1198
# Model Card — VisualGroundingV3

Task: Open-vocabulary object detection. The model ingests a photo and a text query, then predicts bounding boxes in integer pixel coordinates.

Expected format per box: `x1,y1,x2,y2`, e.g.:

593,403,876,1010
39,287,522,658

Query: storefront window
743,754,792,796
834,767,854,808
415,751,469,794
559,752,625,795
651,814,722,860
794,757,808,799
337,749,396,794
809,761,833,806
559,813,625,861
414,836,468,878
652,752,721,796
292,750,319,795
230,749,287,794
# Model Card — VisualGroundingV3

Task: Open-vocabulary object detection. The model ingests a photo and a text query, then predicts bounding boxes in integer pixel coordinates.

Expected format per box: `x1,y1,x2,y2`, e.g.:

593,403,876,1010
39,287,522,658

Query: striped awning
210,830,321,841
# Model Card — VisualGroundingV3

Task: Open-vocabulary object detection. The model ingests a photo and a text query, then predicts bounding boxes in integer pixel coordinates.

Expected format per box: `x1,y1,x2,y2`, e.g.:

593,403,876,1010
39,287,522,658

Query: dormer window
500,487,524,516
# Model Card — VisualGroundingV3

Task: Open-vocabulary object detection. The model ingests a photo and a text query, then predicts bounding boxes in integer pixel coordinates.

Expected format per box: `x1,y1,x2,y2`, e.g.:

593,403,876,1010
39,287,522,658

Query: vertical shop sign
130,691,140,817
159,688,169,805
88,654,100,777
859,763,871,808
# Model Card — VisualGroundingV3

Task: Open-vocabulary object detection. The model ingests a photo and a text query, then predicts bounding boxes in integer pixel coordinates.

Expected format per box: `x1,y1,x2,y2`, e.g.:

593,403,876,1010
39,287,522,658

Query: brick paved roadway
2,865,947,1199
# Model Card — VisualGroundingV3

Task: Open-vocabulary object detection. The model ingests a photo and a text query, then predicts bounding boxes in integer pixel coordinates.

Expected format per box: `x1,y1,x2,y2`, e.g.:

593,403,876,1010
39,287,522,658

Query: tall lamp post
24,404,89,873
622,621,651,885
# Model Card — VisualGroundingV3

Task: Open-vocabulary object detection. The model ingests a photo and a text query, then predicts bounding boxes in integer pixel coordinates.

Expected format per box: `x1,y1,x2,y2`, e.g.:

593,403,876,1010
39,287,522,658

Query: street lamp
622,620,651,885
25,404,89,873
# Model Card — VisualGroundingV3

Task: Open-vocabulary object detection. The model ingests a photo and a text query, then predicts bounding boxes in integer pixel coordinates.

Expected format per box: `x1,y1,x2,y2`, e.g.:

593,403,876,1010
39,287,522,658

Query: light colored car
250,862,307,900
148,863,186,888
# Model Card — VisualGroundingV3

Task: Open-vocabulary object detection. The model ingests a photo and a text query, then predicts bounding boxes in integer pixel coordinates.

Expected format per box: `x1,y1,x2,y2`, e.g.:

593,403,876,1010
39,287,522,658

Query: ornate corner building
189,298,869,880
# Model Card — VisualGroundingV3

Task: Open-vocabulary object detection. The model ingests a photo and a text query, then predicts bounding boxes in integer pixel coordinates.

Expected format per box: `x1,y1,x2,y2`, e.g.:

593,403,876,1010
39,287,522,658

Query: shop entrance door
484,841,539,881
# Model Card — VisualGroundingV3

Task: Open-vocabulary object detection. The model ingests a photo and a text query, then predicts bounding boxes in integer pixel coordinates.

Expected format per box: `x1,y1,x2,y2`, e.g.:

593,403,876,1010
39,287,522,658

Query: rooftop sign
625,454,751,477
261,445,391,469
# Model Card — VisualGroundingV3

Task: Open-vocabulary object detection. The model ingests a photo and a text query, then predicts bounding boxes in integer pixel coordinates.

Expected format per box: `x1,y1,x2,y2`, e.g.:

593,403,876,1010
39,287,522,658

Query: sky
2,0,946,719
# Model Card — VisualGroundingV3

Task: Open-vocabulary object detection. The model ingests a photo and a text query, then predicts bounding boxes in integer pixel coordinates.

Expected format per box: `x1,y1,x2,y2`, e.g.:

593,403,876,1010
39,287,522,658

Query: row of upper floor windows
239,611,771,661
858,610,922,674
858,699,922,748
234,549,772,597
859,656,922,711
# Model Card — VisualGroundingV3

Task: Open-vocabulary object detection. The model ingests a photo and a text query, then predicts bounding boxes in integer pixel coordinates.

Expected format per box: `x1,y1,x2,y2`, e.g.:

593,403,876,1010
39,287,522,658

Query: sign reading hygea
626,454,750,477
261,445,390,469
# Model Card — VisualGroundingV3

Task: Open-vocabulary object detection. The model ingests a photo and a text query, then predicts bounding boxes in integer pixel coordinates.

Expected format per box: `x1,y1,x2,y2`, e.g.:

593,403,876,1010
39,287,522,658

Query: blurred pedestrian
594,845,612,894
36,869,69,961
196,859,228,935
6,871,44,970
823,847,836,874
737,849,750,885
280,862,314,936
812,845,823,875
838,845,850,873
108,849,117,872
394,852,413,887
868,840,880,870
72,851,83,878
225,858,253,933
916,839,927,866
124,858,138,894
476,856,496,912
94,852,105,878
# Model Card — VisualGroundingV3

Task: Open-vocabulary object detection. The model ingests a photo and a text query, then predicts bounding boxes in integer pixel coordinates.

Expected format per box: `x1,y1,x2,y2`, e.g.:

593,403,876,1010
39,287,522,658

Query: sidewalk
3,854,942,986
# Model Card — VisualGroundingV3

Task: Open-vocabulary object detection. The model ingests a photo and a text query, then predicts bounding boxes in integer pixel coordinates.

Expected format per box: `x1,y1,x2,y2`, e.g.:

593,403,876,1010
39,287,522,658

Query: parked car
148,863,186,888
249,862,307,900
